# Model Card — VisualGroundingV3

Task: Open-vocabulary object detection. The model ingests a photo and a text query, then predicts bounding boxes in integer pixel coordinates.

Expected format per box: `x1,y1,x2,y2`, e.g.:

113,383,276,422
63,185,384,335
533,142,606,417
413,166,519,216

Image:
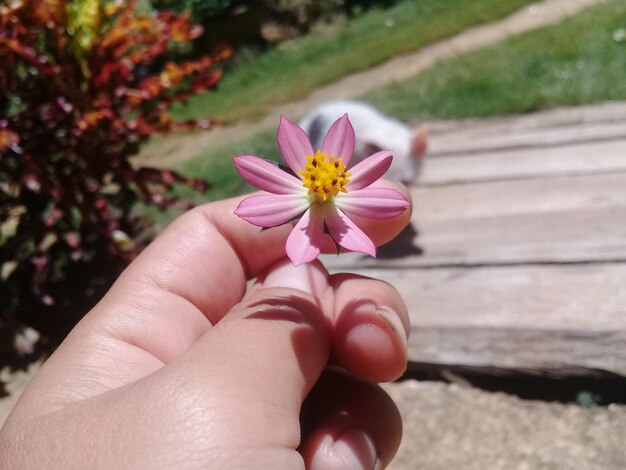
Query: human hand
0,188,411,469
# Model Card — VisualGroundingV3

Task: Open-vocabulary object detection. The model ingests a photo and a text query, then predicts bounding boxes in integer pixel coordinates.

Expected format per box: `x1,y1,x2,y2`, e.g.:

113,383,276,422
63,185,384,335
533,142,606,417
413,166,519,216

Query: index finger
116,184,411,324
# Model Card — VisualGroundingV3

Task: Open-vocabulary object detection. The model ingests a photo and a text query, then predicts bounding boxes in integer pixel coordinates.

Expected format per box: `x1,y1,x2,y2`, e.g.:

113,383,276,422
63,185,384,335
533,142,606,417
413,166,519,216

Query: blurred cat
299,101,428,184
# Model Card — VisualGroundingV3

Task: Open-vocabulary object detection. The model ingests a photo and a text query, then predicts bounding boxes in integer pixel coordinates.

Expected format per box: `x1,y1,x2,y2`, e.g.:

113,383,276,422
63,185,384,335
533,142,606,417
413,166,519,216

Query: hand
0,189,411,469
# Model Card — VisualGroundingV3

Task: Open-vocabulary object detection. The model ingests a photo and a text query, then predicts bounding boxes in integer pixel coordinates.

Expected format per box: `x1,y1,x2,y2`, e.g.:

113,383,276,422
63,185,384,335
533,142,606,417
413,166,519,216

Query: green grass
363,0,626,120
172,0,535,123
144,130,277,228
178,130,278,201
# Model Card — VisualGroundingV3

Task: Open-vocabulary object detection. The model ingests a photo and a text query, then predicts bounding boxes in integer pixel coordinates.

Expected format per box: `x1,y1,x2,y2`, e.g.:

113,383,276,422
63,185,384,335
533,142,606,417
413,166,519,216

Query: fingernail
352,301,378,316
353,303,408,352
262,259,327,297
378,306,408,350
331,427,378,470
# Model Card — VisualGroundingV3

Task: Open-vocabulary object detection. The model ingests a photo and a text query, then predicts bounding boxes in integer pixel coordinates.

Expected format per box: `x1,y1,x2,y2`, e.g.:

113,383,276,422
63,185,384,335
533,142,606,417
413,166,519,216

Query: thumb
171,260,333,449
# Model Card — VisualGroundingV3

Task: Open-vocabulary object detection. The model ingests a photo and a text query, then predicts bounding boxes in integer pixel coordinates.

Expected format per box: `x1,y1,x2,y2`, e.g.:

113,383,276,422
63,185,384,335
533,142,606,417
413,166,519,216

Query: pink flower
233,114,409,266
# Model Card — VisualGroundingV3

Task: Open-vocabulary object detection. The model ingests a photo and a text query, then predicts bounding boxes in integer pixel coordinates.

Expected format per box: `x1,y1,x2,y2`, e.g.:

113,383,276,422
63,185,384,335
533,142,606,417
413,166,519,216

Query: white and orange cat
299,101,428,184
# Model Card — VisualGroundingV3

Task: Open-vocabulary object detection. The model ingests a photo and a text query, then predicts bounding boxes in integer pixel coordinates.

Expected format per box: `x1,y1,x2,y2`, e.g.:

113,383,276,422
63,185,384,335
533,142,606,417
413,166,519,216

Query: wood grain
340,264,626,331
422,139,626,185
429,121,626,157
332,264,626,376
407,327,626,377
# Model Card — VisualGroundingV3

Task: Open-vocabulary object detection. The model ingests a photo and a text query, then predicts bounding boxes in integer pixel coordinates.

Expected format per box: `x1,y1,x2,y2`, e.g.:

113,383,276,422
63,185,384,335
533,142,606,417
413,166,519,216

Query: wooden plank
412,207,626,265
340,264,626,331
415,172,626,221
407,327,626,377
428,101,626,142
429,121,626,156
328,207,626,267
324,173,626,269
421,139,626,185
338,264,626,376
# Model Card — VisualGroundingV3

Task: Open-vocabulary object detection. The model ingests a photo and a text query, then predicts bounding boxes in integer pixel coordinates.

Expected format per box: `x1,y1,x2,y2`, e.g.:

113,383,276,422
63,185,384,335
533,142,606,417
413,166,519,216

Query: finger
68,185,409,359
331,273,409,383
315,180,411,255
343,180,412,249
256,262,410,383
99,180,411,328
159,261,334,450
89,190,410,362
301,367,403,470
254,260,409,384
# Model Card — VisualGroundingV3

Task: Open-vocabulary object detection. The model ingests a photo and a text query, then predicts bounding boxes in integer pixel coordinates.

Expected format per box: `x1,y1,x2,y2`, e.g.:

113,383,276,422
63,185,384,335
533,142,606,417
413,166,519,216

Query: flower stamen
299,150,351,202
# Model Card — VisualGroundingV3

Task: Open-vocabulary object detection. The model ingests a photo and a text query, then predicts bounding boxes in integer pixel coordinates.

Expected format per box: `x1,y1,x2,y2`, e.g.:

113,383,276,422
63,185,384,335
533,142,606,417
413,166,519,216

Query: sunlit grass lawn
149,0,626,228
142,130,277,229
172,0,535,123
364,0,626,120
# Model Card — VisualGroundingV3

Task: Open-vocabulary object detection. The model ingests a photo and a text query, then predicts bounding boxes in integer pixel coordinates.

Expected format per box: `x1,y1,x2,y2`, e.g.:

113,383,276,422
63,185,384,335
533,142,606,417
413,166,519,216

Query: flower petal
346,150,393,191
325,205,376,257
335,187,409,219
277,116,315,174
321,113,355,165
286,206,324,266
234,194,309,228
233,155,304,194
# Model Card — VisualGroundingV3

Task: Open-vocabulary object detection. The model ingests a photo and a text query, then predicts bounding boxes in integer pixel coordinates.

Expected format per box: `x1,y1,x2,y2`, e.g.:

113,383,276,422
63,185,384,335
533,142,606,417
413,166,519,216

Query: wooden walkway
324,101,626,378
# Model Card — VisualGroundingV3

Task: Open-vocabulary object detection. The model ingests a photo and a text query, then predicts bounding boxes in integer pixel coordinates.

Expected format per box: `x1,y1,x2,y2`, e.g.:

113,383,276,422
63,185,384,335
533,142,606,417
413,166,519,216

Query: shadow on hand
245,294,333,378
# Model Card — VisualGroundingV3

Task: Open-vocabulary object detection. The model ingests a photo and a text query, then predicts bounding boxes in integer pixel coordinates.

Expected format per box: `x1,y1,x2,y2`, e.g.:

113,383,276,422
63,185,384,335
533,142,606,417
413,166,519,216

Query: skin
0,184,411,470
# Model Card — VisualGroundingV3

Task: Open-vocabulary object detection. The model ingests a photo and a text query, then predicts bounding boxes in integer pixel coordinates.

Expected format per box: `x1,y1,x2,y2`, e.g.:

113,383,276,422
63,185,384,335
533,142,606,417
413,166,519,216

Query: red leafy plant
0,0,231,358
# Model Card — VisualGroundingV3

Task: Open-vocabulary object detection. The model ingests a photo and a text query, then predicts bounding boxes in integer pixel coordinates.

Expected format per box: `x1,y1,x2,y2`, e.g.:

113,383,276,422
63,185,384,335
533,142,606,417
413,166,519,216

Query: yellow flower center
299,150,351,202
